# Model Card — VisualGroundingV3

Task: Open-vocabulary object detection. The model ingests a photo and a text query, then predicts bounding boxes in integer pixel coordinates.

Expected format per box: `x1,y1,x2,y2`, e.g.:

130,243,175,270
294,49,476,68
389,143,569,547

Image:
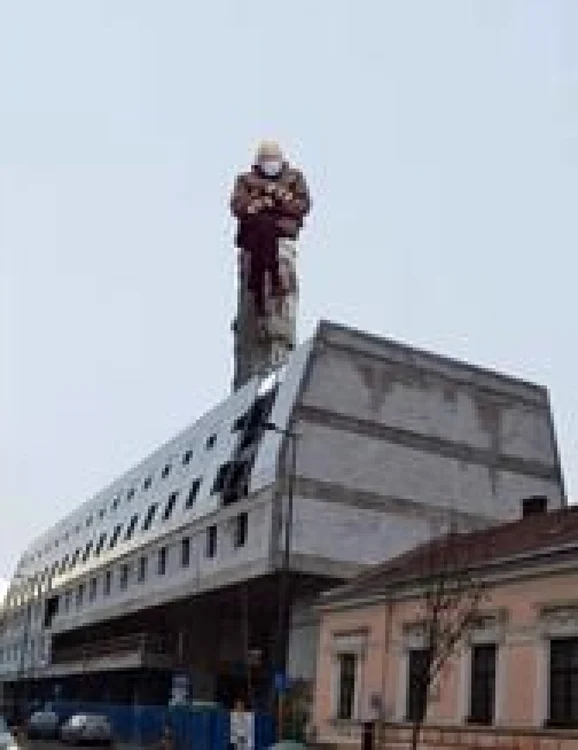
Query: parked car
27,710,60,739
0,716,20,750
60,714,112,746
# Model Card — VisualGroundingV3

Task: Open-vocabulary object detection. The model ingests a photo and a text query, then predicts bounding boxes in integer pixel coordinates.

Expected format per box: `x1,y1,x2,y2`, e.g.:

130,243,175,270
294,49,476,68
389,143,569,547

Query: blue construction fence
49,701,276,750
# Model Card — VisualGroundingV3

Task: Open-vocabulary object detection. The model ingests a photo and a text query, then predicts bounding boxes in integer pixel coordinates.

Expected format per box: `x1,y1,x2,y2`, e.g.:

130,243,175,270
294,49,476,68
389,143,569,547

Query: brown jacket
230,163,311,248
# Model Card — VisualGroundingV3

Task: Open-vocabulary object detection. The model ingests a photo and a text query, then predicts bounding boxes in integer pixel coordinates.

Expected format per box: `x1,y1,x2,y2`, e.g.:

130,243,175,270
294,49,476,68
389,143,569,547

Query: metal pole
275,430,297,739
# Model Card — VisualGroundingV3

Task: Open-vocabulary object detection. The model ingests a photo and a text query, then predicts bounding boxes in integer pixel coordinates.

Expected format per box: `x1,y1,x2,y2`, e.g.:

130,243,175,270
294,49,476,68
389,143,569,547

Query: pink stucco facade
313,564,578,747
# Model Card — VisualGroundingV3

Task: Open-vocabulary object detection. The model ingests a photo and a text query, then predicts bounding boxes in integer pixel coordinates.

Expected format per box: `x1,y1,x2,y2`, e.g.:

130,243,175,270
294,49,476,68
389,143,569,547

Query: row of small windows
21,438,219,568
0,636,46,665
60,513,248,613
9,478,205,605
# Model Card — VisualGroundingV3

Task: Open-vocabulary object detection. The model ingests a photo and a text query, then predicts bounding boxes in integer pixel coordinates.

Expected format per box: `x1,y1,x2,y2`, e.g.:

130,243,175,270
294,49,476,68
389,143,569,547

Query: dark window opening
111,495,120,511
44,596,59,628
186,478,202,508
142,503,158,531
76,583,85,608
157,546,168,575
70,549,81,569
206,525,217,559
181,537,191,567
406,648,430,723
137,556,147,583
469,643,496,724
108,524,123,549
205,434,217,450
232,388,278,451
127,488,135,500
95,532,107,556
161,464,171,479
124,514,139,541
234,512,248,549
163,491,179,521
336,653,357,720
89,577,98,602
103,571,112,596
182,450,193,465
64,590,72,613
212,460,249,505
82,541,93,563
143,476,152,491
549,637,578,727
120,563,130,590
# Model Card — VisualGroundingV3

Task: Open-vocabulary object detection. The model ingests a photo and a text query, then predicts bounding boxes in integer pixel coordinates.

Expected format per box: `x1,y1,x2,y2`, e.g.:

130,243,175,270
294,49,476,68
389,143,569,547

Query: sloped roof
320,505,578,606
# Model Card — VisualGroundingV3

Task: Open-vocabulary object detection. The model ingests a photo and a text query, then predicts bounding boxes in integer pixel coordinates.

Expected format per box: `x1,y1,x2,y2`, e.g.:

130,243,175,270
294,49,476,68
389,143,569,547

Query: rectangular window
186,478,202,508
550,637,578,727
163,491,179,521
143,476,152,491
161,464,171,479
182,449,193,465
127,488,135,500
95,532,107,556
120,563,130,591
206,525,217,559
76,583,85,608
181,538,191,568
124,514,139,540
406,648,430,723
234,512,248,549
137,556,147,583
64,589,72,613
469,643,497,725
103,570,112,596
109,524,123,549
142,503,158,531
336,653,357,720
82,541,93,563
205,434,217,450
89,577,98,602
157,546,167,575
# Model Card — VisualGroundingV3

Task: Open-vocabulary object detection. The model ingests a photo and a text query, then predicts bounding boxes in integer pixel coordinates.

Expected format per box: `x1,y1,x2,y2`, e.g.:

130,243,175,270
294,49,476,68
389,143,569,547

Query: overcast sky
1,0,576,585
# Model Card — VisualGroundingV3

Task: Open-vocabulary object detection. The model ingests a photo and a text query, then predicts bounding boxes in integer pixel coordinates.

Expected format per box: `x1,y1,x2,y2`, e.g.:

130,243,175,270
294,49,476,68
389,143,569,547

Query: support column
233,239,298,390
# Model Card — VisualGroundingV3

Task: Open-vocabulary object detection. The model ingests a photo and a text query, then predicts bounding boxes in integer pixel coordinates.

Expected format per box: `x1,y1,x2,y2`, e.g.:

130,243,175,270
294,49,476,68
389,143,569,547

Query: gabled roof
320,505,578,607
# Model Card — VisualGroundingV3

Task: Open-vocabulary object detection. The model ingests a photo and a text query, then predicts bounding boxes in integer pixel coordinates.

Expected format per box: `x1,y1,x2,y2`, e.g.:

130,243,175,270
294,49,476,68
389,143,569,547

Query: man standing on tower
230,141,311,389
230,141,311,316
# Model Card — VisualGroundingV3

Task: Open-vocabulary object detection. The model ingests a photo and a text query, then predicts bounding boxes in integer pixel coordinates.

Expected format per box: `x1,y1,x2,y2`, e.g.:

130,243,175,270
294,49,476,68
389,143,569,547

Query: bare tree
407,529,488,750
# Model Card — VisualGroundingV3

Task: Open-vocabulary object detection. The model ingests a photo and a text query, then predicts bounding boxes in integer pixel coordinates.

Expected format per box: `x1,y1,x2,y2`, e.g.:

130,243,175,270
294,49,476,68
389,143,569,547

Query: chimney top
522,495,548,519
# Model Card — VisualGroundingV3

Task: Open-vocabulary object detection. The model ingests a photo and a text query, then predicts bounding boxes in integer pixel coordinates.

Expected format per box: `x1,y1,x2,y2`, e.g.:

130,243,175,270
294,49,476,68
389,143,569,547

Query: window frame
137,555,148,583
549,636,578,727
157,546,168,576
405,647,430,724
205,525,217,559
234,512,248,549
181,537,191,568
119,563,130,591
468,642,497,725
163,491,179,521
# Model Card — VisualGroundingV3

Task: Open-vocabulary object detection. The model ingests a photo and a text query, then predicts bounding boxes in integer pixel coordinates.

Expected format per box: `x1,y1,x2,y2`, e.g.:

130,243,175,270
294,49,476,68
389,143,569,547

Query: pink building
313,499,578,749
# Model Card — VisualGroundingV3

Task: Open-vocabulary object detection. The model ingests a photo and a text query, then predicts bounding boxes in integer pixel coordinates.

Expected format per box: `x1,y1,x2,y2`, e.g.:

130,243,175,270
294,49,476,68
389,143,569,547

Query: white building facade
0,321,565,711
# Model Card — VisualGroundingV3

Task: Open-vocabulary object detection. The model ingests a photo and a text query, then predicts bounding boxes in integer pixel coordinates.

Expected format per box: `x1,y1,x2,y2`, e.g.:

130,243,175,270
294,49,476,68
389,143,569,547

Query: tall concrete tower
233,237,298,390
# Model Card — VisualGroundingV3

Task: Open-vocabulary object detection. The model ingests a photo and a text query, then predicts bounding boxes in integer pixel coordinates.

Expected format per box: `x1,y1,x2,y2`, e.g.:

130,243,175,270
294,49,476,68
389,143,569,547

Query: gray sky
1,0,577,584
